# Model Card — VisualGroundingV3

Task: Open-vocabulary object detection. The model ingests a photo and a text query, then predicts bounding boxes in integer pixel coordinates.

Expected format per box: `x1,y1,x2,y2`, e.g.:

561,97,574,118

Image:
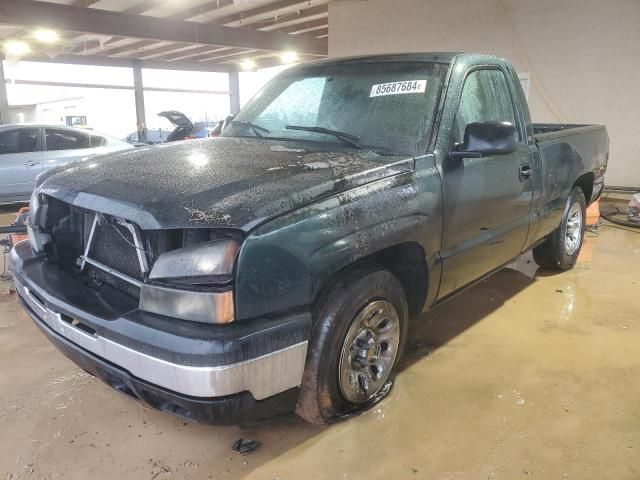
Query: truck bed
533,122,608,206
533,123,605,140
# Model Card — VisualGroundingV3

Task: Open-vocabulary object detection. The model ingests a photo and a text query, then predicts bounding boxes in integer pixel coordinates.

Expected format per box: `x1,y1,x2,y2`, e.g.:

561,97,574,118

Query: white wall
329,0,640,187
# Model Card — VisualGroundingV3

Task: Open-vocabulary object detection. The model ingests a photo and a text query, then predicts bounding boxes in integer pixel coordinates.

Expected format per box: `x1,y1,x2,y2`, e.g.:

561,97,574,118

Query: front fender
234,157,443,320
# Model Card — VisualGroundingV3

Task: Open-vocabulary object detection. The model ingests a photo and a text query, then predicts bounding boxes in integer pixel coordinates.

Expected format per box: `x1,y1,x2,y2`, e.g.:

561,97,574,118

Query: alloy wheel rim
565,201,583,255
338,300,400,404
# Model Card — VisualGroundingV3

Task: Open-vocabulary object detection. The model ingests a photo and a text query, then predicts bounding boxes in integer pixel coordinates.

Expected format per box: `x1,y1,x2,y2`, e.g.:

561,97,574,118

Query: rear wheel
533,187,586,270
296,265,408,424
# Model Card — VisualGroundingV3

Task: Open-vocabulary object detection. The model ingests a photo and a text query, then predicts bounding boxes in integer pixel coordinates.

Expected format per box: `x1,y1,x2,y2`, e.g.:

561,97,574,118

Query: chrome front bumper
11,243,309,401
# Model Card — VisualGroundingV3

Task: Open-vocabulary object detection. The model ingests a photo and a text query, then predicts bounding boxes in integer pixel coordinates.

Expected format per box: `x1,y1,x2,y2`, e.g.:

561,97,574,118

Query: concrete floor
0,217,639,479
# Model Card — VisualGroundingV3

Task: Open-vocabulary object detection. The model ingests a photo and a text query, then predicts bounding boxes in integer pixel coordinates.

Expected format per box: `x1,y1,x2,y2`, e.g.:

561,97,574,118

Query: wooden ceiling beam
187,48,256,64
85,2,329,62
122,0,164,15
150,46,233,62
295,27,328,37
249,4,327,30
70,0,100,7
269,18,328,35
169,0,235,21
211,0,314,26
0,0,327,55
127,43,209,60
98,39,162,57
22,53,239,72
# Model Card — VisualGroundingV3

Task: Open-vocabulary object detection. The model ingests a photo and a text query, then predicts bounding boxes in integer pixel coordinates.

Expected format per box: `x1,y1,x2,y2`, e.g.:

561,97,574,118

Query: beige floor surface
0,220,638,479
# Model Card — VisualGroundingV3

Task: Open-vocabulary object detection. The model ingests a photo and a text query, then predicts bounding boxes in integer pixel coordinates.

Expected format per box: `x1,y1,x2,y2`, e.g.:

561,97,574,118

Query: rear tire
533,187,586,270
296,265,408,424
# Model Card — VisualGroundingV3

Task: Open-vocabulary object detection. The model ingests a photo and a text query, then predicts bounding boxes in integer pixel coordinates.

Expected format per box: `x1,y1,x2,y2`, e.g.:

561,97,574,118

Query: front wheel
296,265,408,424
533,186,587,270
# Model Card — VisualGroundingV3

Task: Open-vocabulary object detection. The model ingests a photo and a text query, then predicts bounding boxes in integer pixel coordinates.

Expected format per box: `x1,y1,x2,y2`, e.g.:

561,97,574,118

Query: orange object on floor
586,199,600,227
10,233,29,245
9,206,30,246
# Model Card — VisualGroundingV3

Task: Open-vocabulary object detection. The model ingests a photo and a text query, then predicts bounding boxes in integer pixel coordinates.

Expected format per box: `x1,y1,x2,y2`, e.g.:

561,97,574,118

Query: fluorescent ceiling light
280,51,298,64
3,40,30,56
240,59,256,71
33,29,59,43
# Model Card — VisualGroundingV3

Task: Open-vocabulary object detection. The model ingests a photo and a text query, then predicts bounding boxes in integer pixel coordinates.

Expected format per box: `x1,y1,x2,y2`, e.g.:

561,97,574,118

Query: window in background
239,65,292,107
142,69,231,131
3,61,286,140
0,128,38,154
66,115,87,127
45,128,90,151
6,83,136,139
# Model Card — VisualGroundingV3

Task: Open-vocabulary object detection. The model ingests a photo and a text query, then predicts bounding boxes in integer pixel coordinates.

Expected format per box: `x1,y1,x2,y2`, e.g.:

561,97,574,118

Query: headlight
139,239,239,324
140,285,234,325
148,239,239,284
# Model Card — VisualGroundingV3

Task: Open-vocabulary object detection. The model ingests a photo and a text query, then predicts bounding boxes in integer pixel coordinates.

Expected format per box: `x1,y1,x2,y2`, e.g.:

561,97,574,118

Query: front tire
533,186,587,270
296,265,408,424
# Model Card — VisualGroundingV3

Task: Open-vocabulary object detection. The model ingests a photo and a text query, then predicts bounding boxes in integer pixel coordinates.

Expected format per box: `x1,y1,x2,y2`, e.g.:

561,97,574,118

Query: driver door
438,68,533,297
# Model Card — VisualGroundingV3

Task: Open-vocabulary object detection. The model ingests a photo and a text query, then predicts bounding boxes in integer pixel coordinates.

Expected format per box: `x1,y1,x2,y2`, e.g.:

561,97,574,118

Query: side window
453,69,517,143
45,128,91,151
0,128,38,154
90,134,106,147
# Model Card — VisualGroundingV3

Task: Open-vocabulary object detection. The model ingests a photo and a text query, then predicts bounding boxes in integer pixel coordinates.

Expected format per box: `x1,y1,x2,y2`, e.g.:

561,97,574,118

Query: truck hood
38,137,413,230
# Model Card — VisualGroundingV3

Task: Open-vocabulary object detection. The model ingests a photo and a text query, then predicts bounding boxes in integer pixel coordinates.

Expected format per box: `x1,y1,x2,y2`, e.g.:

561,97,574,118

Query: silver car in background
0,124,134,203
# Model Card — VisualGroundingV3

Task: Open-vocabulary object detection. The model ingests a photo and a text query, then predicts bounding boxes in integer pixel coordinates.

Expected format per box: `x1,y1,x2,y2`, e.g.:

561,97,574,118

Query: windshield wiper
285,125,366,150
231,120,271,138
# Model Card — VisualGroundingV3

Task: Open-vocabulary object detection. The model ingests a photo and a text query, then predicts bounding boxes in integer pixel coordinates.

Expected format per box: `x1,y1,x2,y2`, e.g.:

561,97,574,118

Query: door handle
23,160,38,167
519,165,533,181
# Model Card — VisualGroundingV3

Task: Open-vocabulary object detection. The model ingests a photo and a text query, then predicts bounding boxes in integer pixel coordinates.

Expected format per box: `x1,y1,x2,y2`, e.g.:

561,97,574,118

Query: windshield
222,61,448,156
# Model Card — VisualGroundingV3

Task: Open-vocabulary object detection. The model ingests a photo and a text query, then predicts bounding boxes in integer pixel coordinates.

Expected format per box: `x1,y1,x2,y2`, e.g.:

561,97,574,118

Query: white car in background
0,124,134,203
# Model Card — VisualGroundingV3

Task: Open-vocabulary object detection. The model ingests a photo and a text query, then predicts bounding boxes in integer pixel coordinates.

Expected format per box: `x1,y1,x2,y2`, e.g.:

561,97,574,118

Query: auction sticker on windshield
370,80,427,97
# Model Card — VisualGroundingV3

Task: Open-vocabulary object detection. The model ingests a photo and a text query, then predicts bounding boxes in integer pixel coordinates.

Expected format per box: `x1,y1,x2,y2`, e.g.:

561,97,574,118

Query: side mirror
451,121,518,159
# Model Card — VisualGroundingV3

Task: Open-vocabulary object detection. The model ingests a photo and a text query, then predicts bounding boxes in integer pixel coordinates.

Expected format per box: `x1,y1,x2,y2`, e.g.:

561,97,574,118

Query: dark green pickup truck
12,53,608,425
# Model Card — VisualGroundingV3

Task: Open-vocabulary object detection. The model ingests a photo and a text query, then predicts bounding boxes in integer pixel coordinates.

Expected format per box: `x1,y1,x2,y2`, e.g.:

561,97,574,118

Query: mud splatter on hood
38,137,413,230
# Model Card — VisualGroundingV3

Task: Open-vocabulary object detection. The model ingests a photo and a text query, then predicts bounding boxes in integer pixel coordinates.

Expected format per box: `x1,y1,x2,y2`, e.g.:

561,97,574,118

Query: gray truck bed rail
534,123,605,141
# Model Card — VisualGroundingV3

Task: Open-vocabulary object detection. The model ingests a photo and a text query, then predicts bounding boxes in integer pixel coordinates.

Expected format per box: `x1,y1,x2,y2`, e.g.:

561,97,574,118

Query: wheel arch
312,241,430,319
573,172,594,205
234,169,442,321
